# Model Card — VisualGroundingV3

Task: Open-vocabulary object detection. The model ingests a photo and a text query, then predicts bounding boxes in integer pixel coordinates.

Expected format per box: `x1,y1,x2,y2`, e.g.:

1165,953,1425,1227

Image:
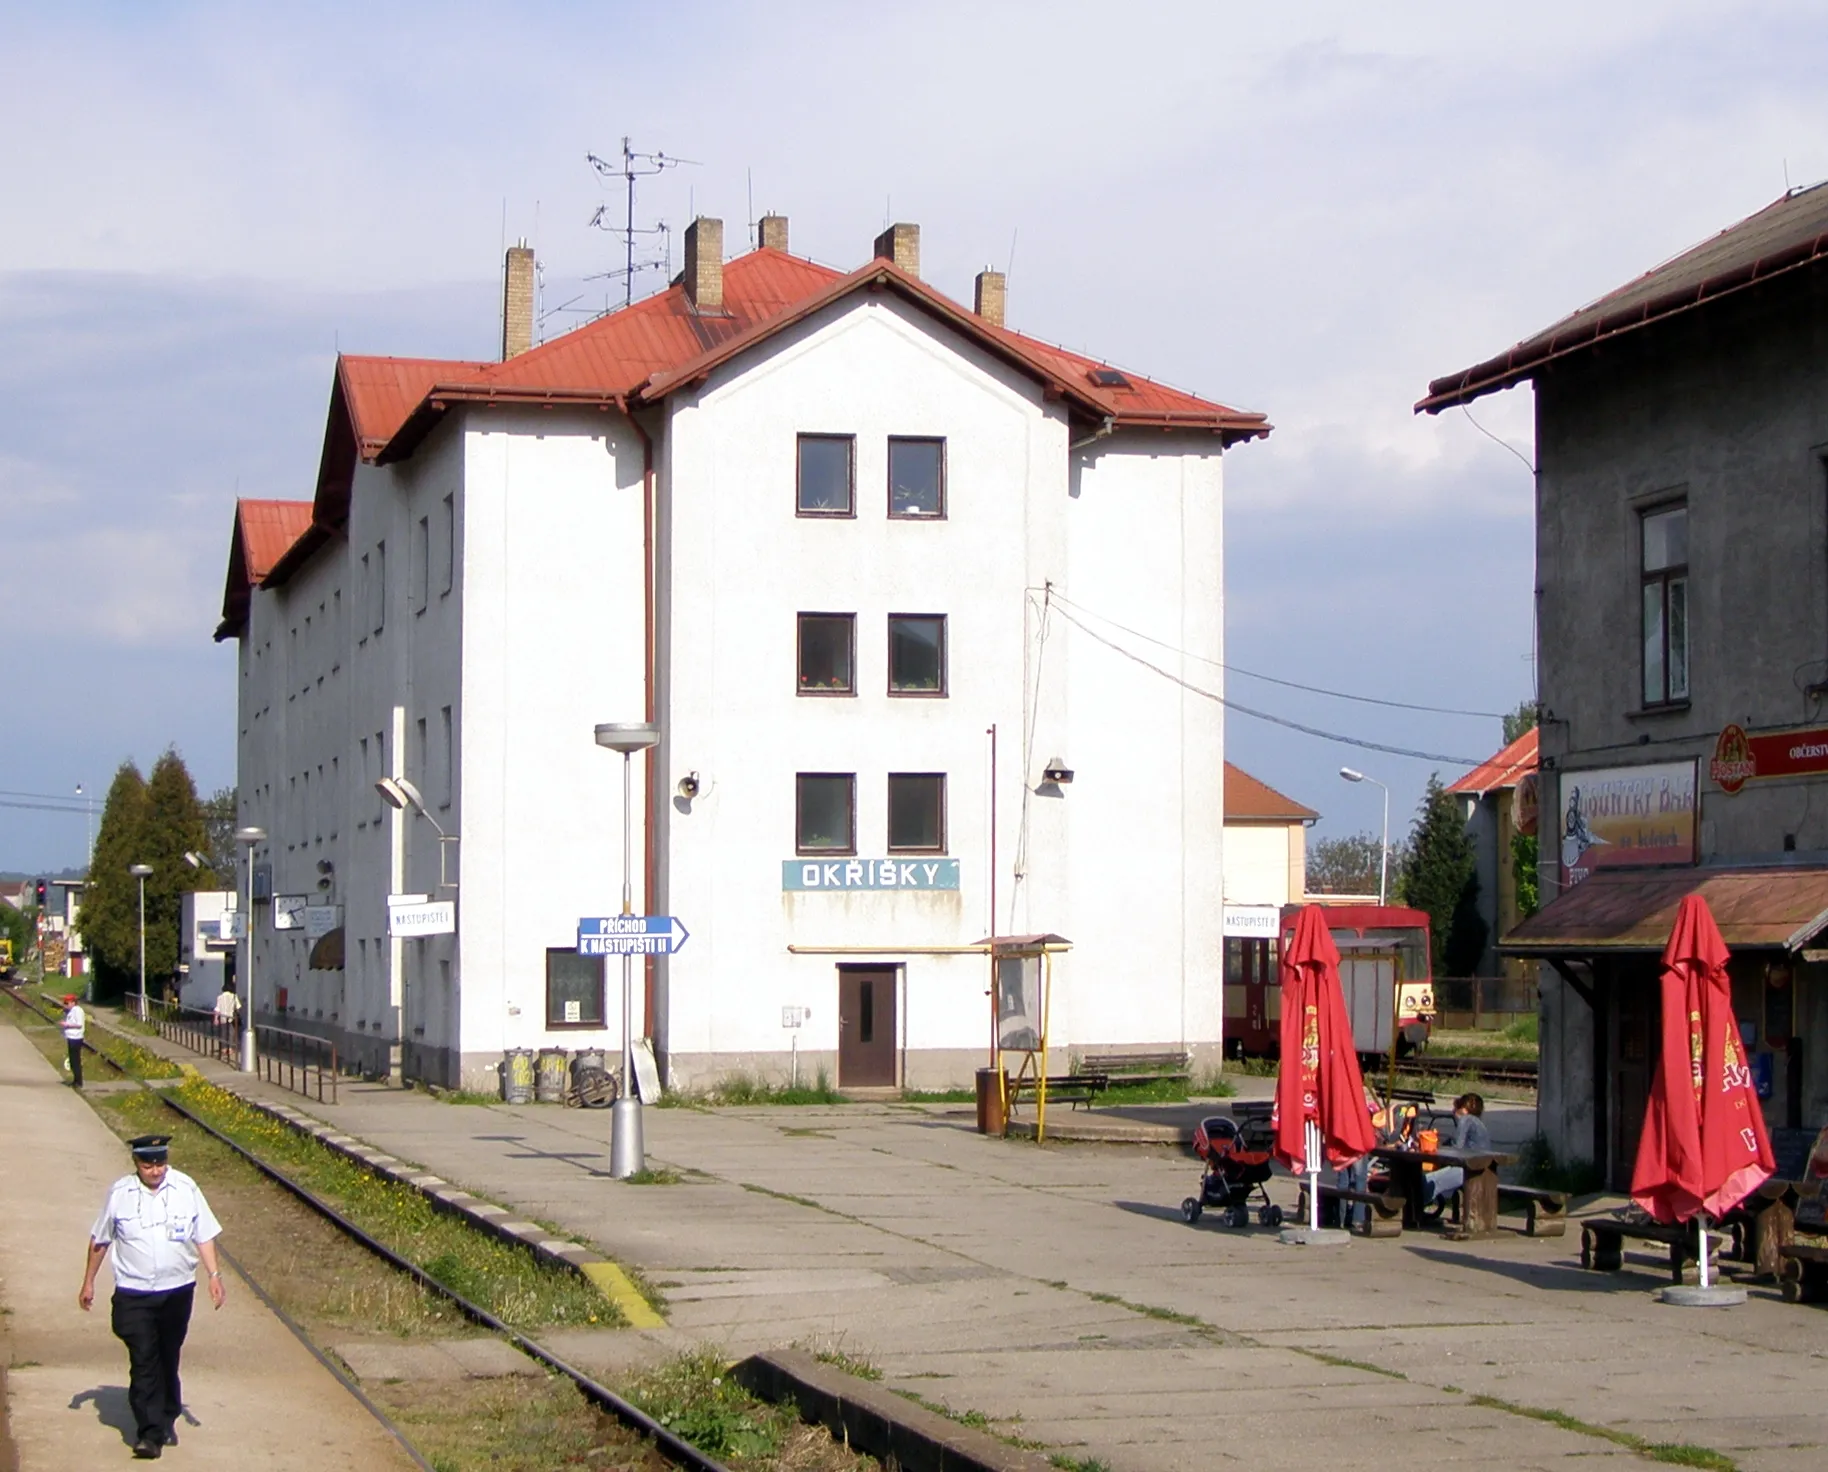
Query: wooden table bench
1298,1183,1406,1238
1777,1242,1828,1304
1371,1145,1514,1238
1580,1218,1705,1282
1008,1073,1109,1110
1497,1184,1569,1237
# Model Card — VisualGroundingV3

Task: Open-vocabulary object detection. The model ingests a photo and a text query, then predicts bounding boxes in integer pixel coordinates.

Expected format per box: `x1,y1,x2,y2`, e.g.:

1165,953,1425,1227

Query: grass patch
623,1167,681,1185
429,1086,502,1106
902,1087,976,1103
153,1078,615,1330
706,1069,847,1106
1468,1393,1737,1471
1294,1348,1407,1380
1085,1291,1205,1328
807,1343,883,1381
628,1349,873,1468
741,1182,828,1212
1051,1458,1112,1472
1426,1026,1540,1062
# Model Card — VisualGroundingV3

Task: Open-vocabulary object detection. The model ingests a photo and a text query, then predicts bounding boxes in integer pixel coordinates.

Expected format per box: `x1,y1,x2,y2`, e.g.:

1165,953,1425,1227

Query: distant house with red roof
1446,728,1539,978
220,215,1270,1091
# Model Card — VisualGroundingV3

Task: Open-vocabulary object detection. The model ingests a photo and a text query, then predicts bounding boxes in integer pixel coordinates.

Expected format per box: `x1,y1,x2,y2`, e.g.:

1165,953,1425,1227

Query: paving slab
0,1025,413,1470
121,1026,1828,1472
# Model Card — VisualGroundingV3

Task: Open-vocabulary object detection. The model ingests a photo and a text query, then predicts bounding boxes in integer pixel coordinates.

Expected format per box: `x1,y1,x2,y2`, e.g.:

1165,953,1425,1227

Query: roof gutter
1069,416,1115,452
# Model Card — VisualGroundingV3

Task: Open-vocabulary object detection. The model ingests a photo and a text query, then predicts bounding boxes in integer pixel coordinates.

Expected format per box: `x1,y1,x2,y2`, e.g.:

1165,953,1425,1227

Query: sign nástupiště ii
783,858,960,891
1711,722,1828,794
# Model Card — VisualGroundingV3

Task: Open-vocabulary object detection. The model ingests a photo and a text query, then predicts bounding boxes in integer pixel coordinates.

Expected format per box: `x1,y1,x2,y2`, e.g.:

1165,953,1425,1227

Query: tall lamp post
595,720,660,1179
1339,768,1389,906
235,827,266,1072
128,864,154,1021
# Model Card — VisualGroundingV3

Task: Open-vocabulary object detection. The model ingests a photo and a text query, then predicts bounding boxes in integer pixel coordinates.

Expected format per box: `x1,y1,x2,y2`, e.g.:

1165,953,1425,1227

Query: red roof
331,246,1270,476
1446,728,1539,796
216,499,314,641
1224,763,1318,822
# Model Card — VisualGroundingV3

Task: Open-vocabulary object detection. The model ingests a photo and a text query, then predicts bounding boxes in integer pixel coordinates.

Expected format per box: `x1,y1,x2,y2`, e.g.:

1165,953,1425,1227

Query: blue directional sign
577,915,689,957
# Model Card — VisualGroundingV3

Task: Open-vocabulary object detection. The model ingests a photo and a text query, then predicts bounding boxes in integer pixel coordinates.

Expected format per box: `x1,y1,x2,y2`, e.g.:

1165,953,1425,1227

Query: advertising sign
782,858,960,891
1560,760,1696,888
1710,722,1828,794
303,905,341,940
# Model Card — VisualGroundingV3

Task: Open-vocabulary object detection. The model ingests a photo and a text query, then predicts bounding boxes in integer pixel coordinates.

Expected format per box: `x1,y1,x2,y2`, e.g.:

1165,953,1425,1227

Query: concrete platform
112,1022,1827,1472
0,1025,415,1469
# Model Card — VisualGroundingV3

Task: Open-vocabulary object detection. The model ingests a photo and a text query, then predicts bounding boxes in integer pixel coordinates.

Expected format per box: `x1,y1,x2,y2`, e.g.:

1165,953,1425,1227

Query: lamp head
129,863,153,878
1339,767,1365,783
234,826,266,845
182,851,205,869
595,722,660,754
374,776,427,813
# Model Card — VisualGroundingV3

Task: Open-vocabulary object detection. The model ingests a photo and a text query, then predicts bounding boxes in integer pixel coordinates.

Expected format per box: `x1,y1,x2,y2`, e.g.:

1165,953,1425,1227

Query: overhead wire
1046,599,1484,767
1041,589,1507,720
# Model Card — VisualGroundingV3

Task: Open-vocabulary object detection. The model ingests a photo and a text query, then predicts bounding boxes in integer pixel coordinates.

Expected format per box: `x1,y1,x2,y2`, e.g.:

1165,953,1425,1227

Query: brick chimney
501,243,535,360
683,217,724,312
873,222,920,277
974,269,1006,328
757,214,789,252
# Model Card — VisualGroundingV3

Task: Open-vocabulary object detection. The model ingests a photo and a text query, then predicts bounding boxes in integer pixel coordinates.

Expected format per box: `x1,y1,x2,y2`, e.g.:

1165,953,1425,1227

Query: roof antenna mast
587,138,699,308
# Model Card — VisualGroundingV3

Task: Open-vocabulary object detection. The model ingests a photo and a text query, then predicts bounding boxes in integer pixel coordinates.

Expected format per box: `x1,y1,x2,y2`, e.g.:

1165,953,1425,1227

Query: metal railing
253,1023,339,1105
152,1001,238,1063
1434,976,1536,1030
151,1002,339,1104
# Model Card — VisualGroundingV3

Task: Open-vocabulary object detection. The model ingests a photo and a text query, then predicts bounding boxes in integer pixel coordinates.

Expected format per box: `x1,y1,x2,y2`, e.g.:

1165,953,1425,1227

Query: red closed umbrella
1631,895,1775,1285
1273,906,1377,1184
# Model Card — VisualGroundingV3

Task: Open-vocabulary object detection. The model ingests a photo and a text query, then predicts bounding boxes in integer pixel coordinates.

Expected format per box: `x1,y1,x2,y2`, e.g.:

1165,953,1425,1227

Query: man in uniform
60,993,86,1088
78,1135,226,1459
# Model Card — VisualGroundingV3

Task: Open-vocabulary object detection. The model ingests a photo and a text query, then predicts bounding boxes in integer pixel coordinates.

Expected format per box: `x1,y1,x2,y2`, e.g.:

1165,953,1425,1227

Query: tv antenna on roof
587,138,699,307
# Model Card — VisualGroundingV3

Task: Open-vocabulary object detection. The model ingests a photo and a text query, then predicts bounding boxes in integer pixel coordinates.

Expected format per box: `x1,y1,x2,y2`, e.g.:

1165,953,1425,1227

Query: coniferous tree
141,750,214,983
1399,773,1488,977
77,762,150,995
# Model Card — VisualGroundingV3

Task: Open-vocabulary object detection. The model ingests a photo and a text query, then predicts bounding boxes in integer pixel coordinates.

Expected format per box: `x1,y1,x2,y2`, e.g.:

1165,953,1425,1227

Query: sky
2,1,1826,872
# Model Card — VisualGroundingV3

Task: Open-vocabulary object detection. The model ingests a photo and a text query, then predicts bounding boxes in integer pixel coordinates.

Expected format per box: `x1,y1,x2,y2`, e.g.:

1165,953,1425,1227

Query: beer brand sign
1559,760,1696,888
1710,722,1828,794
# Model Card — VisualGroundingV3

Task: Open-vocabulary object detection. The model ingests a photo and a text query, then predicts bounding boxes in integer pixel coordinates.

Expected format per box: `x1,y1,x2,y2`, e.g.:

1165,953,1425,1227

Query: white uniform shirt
61,1004,85,1041
89,1168,222,1293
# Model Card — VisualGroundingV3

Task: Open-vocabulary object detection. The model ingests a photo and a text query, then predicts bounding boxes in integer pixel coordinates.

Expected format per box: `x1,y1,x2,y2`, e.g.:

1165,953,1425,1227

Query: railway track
1402,1053,1539,1087
1,984,733,1472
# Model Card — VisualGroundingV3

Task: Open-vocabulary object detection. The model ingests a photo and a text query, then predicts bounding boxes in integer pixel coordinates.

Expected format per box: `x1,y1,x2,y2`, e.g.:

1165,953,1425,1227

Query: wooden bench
1008,1073,1109,1110
1302,1183,1406,1238
1580,1218,1704,1282
1778,1242,1828,1304
1078,1050,1191,1086
1498,1184,1570,1238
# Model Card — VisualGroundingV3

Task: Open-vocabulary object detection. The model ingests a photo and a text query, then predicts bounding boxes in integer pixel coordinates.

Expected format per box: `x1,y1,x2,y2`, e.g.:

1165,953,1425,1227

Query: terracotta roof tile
1225,763,1318,822
216,499,313,641
1446,728,1539,796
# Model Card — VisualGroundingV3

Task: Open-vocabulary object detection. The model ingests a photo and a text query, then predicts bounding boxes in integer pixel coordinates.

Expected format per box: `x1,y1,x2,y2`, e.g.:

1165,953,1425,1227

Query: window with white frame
1642,503,1688,706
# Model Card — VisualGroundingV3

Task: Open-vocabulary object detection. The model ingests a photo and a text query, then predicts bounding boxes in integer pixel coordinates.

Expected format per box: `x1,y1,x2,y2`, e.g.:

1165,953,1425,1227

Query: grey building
1420,184,1828,1187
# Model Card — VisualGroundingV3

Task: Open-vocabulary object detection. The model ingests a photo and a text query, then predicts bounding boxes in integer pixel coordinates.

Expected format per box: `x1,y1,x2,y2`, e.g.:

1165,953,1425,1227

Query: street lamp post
128,864,154,1021
1339,768,1390,906
235,827,266,1072
595,721,660,1180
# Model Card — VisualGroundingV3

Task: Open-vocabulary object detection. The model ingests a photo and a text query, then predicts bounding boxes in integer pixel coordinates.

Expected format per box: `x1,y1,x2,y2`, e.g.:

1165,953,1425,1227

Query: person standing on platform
78,1135,226,1460
60,993,86,1088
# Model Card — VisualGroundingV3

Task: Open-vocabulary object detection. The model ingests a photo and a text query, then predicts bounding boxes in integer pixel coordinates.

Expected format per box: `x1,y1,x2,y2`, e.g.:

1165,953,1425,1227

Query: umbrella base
1279,1226,1351,1247
1659,1283,1747,1308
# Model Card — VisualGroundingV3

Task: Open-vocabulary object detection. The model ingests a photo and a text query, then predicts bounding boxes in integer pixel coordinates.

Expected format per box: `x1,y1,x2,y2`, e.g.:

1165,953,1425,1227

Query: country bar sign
577,915,690,957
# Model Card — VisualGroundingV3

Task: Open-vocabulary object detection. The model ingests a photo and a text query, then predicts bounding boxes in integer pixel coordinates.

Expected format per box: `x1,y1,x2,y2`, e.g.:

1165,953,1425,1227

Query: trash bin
501,1047,536,1103
976,1067,1009,1136
571,1049,607,1086
535,1047,570,1103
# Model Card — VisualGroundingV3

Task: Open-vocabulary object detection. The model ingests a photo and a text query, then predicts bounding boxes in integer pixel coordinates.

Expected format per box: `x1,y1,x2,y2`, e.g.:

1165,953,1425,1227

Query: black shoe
162,1426,178,1447
132,1436,162,1459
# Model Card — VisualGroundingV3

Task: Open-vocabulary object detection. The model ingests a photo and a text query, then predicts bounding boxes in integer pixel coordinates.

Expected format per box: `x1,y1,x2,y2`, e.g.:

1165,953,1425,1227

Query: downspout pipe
1069,415,1115,453
624,404,661,1067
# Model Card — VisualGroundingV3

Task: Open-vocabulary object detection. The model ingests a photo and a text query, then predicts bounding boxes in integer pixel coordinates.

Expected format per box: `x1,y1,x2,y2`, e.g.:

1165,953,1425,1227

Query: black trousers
66,1039,83,1088
111,1285,193,1443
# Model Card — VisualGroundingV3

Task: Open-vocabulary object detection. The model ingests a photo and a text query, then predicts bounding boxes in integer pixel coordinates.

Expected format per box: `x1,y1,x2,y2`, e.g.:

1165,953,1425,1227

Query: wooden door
1609,960,1657,1191
838,966,897,1086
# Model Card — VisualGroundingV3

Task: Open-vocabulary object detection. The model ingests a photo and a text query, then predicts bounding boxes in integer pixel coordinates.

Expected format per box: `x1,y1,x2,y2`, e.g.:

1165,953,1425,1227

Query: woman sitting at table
1425,1093,1491,1209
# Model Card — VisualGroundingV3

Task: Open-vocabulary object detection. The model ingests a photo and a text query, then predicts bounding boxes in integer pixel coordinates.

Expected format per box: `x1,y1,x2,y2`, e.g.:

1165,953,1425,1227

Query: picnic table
1370,1144,1516,1238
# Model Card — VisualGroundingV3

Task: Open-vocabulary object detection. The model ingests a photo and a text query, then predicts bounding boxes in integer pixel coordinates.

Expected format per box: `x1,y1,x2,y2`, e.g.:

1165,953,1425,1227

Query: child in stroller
1181,1114,1285,1228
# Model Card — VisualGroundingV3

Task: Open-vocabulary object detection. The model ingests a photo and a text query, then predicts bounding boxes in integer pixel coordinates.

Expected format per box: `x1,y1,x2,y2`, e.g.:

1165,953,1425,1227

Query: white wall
1223,823,1299,907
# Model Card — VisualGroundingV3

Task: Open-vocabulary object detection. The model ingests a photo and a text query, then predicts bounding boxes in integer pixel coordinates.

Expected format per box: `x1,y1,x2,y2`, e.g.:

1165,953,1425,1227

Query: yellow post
1036,950,1053,1144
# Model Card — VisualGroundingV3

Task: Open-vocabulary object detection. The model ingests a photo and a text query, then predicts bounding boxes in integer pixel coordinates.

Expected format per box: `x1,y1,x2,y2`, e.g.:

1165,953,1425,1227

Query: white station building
216,217,1270,1091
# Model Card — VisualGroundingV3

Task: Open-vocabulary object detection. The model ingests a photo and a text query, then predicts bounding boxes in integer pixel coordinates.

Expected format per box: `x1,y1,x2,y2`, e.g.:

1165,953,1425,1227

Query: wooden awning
1502,866,1828,955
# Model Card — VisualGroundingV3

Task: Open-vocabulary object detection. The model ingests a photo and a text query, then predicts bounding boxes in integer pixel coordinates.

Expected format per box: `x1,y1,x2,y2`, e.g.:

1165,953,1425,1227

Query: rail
1406,1054,1539,1087
253,1021,340,1105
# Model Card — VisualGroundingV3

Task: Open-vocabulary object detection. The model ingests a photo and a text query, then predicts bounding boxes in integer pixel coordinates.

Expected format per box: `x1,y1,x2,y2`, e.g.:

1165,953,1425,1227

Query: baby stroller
1181,1114,1285,1228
